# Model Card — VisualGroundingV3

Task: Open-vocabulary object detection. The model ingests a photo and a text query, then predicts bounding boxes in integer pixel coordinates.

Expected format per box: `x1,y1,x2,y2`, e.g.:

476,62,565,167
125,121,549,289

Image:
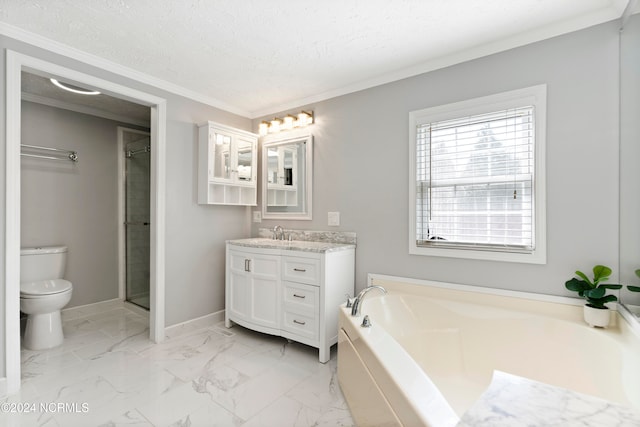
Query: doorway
5,51,167,395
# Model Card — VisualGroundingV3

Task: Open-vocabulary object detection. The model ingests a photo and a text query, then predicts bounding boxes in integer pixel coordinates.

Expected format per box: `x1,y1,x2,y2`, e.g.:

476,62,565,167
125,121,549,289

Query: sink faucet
273,225,284,240
351,285,387,316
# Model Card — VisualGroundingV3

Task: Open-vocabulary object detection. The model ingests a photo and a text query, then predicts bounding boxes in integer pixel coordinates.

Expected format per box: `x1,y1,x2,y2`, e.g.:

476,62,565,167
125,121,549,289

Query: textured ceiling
0,0,632,117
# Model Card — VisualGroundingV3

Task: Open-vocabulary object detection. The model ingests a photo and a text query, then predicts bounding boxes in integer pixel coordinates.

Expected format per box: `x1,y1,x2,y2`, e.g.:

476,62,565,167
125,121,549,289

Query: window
409,85,546,263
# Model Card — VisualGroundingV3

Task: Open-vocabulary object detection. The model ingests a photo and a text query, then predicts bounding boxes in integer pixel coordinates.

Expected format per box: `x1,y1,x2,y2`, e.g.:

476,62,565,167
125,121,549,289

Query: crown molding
249,3,626,118
1,0,630,121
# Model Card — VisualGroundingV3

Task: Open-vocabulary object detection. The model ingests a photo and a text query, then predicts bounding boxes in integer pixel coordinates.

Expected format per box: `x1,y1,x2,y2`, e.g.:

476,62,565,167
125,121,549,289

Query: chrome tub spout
351,285,387,316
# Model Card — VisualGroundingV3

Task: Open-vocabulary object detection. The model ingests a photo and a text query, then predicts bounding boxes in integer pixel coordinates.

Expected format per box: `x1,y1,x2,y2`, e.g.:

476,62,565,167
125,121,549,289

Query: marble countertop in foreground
227,238,355,253
458,371,640,427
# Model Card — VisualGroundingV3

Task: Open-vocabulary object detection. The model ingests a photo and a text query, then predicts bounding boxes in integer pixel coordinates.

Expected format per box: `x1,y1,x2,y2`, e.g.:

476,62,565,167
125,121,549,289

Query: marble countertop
458,371,640,426
227,238,355,253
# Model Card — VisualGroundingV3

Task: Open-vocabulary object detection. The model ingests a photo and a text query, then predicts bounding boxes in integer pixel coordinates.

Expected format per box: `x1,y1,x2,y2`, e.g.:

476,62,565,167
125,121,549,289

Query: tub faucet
351,285,387,316
273,225,284,240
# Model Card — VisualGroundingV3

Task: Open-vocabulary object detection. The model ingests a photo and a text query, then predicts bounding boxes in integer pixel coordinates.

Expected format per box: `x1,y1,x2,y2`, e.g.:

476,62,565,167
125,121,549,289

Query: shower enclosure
122,129,151,310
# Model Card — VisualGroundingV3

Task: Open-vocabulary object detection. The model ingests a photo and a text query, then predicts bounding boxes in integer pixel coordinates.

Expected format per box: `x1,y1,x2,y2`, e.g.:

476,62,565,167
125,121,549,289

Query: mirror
212,132,231,179
262,133,313,220
236,137,255,182
620,12,640,316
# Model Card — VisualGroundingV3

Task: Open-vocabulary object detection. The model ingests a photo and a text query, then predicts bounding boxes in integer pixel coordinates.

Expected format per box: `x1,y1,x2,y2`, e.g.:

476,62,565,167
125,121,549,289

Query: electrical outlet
252,211,262,223
328,211,340,226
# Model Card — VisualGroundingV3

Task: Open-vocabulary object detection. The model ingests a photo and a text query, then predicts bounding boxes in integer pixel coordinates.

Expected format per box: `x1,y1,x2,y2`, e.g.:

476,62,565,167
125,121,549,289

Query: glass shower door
124,133,151,310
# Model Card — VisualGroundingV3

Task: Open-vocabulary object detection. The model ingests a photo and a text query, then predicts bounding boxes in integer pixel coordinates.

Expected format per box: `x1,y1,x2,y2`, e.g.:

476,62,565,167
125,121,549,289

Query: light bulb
297,111,313,127
283,115,295,130
50,78,101,95
269,118,281,133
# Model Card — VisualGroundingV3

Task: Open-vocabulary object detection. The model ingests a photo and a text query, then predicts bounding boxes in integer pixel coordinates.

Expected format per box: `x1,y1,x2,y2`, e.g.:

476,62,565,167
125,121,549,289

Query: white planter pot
583,304,610,328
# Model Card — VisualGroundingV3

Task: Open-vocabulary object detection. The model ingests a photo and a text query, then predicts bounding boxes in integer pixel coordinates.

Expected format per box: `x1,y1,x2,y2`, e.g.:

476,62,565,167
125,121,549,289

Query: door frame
5,51,167,394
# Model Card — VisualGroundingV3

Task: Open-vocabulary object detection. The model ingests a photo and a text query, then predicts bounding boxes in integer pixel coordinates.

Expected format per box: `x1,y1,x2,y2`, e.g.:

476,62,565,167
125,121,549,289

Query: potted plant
565,265,622,328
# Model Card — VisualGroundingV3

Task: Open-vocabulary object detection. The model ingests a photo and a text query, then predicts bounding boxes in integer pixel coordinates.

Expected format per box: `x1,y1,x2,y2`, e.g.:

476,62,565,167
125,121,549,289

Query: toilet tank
20,246,67,283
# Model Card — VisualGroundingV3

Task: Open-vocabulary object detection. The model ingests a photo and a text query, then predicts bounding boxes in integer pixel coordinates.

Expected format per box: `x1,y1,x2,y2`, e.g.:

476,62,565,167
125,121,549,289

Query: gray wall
253,19,621,297
21,101,121,307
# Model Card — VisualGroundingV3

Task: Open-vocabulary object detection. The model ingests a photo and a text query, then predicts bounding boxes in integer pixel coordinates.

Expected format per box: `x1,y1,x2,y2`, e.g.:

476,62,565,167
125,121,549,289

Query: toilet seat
20,279,72,298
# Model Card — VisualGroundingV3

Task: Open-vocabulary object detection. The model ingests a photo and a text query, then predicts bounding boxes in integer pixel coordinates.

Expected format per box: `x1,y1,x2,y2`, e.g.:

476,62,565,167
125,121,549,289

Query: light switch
328,211,340,226
253,211,262,223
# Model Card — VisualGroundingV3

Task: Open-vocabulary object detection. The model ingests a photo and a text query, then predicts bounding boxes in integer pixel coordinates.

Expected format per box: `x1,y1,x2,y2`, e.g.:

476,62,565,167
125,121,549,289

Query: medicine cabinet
198,121,258,205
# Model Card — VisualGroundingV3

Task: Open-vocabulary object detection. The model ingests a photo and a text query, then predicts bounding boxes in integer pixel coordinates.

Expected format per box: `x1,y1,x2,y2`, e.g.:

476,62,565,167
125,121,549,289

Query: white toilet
20,246,73,350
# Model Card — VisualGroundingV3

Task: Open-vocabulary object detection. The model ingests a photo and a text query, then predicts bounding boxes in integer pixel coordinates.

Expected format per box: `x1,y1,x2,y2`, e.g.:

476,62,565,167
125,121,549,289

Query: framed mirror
262,133,313,220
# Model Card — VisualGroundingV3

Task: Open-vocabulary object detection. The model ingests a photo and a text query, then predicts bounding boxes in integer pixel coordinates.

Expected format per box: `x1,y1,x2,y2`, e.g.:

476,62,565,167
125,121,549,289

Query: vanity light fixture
50,78,101,95
259,110,314,136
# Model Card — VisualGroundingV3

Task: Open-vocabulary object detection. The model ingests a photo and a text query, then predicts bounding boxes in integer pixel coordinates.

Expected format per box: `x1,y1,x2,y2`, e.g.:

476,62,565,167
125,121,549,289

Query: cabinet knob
244,259,251,272
293,294,306,299
293,268,306,272
293,319,306,326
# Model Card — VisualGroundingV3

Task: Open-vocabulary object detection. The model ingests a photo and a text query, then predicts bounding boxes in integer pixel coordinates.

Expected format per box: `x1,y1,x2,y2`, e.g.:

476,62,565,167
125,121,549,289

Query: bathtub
337,275,640,426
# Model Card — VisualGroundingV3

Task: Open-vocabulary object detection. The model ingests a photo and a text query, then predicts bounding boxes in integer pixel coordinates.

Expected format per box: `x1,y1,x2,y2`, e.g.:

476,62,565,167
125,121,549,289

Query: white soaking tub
337,275,640,427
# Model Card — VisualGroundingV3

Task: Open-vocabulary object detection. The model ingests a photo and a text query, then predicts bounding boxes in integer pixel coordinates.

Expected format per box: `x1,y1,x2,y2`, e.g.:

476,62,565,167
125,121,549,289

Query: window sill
409,244,546,264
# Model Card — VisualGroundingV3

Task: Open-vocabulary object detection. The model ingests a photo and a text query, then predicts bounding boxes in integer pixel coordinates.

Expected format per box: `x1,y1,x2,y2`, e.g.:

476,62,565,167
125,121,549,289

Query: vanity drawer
282,310,318,341
283,281,318,313
282,256,320,285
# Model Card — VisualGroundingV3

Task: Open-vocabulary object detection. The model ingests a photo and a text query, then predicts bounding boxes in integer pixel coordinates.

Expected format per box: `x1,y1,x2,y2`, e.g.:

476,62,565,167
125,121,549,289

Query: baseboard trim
61,298,123,320
165,310,225,339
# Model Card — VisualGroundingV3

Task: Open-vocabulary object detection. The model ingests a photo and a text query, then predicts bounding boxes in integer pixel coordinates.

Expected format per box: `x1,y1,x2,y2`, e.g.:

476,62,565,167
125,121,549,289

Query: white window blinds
415,106,535,252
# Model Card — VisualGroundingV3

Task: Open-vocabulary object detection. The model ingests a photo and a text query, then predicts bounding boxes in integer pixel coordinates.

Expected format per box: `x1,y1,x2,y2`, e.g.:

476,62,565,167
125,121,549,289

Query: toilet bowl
20,246,73,350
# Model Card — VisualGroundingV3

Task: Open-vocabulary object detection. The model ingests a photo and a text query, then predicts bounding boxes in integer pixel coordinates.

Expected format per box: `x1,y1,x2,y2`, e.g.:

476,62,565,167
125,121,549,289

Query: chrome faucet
273,225,284,240
351,285,387,316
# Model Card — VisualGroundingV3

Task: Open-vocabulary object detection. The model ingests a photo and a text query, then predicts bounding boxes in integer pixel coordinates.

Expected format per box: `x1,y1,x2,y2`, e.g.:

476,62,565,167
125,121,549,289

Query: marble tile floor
6,302,354,426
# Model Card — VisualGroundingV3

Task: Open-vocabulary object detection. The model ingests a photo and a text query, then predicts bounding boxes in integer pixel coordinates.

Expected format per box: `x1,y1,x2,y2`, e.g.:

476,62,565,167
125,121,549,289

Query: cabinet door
209,129,232,181
228,251,251,321
235,135,256,184
248,254,280,329
250,276,279,329
228,269,250,321
229,249,280,330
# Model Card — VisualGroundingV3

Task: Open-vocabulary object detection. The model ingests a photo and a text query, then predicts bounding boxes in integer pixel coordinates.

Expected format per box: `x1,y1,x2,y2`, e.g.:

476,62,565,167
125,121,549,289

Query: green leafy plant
565,265,622,309
628,269,640,293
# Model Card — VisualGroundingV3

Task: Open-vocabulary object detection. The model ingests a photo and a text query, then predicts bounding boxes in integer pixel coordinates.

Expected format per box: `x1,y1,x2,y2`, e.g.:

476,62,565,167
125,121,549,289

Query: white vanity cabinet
225,240,355,363
198,121,258,205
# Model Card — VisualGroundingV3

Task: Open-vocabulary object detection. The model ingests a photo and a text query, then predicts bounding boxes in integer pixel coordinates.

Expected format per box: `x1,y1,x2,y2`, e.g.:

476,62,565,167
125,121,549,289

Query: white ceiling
0,0,634,118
